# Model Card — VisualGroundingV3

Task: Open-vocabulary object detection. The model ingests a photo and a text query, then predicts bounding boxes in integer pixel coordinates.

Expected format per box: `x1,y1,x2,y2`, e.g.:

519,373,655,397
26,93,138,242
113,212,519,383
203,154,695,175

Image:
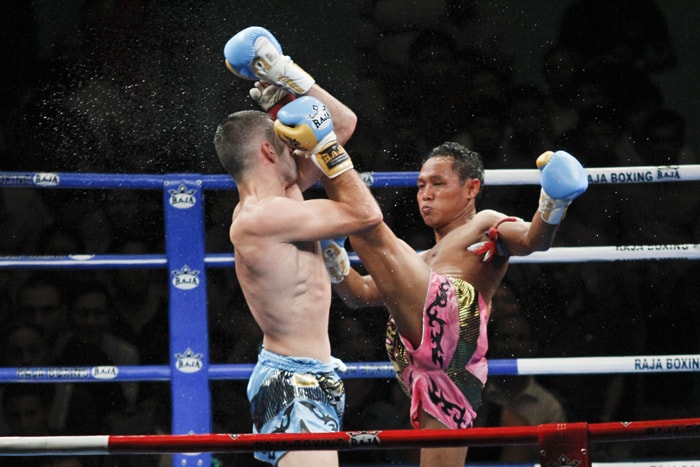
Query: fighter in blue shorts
219,25,383,467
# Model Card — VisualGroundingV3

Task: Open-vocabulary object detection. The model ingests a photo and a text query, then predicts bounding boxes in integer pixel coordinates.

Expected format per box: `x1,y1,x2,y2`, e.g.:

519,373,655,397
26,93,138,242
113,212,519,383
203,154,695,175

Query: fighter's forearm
332,268,384,309
305,84,357,145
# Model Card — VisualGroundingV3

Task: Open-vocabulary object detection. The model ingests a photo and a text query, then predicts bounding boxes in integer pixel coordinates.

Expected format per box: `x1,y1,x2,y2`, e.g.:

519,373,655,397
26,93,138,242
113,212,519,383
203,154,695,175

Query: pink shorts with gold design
386,270,489,429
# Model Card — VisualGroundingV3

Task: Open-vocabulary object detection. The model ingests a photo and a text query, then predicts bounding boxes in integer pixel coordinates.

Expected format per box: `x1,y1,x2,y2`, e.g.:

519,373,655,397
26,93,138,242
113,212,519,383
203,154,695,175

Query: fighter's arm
491,213,559,257
332,267,385,309
304,85,357,146
291,153,323,193
470,151,588,261
224,26,357,144
318,238,384,308
251,81,357,145
224,26,357,192
237,196,379,266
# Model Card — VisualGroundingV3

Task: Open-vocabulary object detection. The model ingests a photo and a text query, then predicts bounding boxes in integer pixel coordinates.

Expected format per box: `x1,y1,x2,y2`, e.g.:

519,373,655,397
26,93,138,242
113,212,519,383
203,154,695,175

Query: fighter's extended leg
325,199,430,347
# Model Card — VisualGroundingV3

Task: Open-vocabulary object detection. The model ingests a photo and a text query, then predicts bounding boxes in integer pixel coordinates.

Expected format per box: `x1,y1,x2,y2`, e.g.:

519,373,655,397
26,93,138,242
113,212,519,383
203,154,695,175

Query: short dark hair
213,110,277,180
423,141,484,185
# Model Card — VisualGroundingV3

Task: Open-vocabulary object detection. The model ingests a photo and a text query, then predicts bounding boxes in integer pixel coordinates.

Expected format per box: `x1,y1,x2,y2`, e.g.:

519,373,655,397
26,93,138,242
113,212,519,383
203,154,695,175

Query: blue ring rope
1,354,698,383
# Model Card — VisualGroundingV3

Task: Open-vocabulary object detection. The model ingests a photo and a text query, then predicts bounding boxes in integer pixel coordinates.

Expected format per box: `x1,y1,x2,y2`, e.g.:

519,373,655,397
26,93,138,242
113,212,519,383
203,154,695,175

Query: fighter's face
274,138,299,186
416,156,473,229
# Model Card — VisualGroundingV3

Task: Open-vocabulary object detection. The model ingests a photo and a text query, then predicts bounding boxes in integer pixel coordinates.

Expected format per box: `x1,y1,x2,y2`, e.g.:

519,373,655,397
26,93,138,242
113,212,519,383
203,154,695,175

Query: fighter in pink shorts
385,270,490,430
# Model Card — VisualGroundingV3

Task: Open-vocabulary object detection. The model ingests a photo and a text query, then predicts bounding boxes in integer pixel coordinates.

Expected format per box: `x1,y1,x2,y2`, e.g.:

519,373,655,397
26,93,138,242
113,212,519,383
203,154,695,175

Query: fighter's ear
465,178,481,198
261,141,278,163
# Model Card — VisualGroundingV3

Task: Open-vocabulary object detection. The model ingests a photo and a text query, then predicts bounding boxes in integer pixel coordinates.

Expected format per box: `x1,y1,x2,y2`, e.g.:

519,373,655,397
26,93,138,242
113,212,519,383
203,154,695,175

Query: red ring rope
0,417,697,456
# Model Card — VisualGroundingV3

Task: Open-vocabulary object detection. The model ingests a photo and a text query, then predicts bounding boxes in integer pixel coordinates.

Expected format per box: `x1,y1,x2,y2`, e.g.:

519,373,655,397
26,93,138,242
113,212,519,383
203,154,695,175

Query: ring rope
0,417,698,455
1,164,699,190
0,354,697,383
1,243,698,270
481,164,700,186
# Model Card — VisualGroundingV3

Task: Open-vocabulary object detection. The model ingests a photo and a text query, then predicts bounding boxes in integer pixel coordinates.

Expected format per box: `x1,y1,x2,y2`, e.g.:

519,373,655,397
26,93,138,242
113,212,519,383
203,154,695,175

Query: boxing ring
1,165,699,466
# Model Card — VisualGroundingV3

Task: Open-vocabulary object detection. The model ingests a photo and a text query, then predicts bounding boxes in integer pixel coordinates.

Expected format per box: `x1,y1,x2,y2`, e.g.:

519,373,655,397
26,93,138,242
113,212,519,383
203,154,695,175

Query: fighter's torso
422,210,510,303
230,200,332,361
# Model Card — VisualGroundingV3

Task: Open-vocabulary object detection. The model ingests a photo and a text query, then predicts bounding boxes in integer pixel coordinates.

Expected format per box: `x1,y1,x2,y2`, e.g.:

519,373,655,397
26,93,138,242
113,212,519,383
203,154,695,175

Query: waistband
258,347,346,373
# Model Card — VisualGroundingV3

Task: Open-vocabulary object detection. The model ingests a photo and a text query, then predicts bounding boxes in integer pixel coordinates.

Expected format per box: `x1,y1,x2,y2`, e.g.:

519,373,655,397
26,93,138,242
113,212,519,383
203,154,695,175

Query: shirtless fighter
217,27,383,467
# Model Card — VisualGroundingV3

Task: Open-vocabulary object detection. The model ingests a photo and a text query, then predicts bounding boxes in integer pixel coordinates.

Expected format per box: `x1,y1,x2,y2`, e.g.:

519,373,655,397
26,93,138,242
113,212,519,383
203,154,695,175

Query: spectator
0,384,55,467
31,220,95,283
489,281,522,320
332,312,414,465
471,312,566,462
555,108,625,245
50,278,132,434
618,108,695,167
33,221,86,256
107,237,171,435
612,108,700,455
500,84,557,169
525,262,643,436
2,322,49,367
14,272,72,359
0,323,101,436
109,237,169,366
541,42,584,140
64,279,141,410
1,383,53,434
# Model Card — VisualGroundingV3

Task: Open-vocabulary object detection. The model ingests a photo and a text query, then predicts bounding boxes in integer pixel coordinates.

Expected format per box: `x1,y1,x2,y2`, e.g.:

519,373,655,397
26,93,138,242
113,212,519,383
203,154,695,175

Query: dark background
1,0,698,173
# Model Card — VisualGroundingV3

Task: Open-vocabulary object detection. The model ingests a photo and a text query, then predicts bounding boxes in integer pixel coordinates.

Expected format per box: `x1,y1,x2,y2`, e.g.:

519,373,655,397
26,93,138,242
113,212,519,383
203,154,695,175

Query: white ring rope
482,164,700,185
512,354,700,375
1,243,698,269
507,244,700,263
0,436,110,455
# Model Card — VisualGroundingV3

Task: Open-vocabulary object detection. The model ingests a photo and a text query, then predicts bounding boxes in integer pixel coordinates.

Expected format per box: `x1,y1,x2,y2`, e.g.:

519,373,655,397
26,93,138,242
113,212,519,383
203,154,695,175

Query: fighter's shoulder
245,195,300,216
454,210,525,244
232,196,293,234
471,210,513,229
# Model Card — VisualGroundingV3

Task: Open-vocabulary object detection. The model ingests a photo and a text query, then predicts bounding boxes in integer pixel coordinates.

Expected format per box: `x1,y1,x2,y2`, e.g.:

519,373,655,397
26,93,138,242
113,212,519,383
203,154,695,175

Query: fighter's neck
433,211,476,243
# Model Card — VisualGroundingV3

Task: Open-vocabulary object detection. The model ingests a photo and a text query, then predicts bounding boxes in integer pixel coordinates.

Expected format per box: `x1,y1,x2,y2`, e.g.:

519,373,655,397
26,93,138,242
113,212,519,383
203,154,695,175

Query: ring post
164,176,212,466
538,422,590,467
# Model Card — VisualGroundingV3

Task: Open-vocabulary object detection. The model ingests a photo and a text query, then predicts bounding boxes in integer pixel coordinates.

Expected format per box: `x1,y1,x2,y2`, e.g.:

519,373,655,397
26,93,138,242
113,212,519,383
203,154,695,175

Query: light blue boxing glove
274,96,354,178
223,26,315,96
537,150,588,224
320,238,350,284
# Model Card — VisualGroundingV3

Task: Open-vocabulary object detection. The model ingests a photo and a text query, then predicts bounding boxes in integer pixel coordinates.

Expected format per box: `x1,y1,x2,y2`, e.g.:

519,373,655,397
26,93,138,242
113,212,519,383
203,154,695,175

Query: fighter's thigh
352,232,428,342
356,232,430,309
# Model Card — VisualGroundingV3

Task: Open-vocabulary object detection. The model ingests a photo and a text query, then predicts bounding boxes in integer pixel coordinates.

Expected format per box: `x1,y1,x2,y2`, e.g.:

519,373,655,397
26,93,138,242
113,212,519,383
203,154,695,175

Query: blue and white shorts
247,348,346,465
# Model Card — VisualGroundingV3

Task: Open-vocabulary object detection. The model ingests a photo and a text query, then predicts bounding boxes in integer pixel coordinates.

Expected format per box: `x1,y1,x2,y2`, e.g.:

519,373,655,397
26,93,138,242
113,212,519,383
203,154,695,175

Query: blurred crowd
0,0,699,465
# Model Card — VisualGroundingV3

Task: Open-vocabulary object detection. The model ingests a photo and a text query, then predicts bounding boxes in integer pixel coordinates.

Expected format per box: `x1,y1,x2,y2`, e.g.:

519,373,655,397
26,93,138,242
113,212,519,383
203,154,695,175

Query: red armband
467,217,521,263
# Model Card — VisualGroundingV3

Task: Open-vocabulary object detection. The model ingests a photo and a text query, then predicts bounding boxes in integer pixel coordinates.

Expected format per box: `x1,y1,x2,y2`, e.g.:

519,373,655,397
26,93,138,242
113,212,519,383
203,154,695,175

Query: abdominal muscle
235,243,334,363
